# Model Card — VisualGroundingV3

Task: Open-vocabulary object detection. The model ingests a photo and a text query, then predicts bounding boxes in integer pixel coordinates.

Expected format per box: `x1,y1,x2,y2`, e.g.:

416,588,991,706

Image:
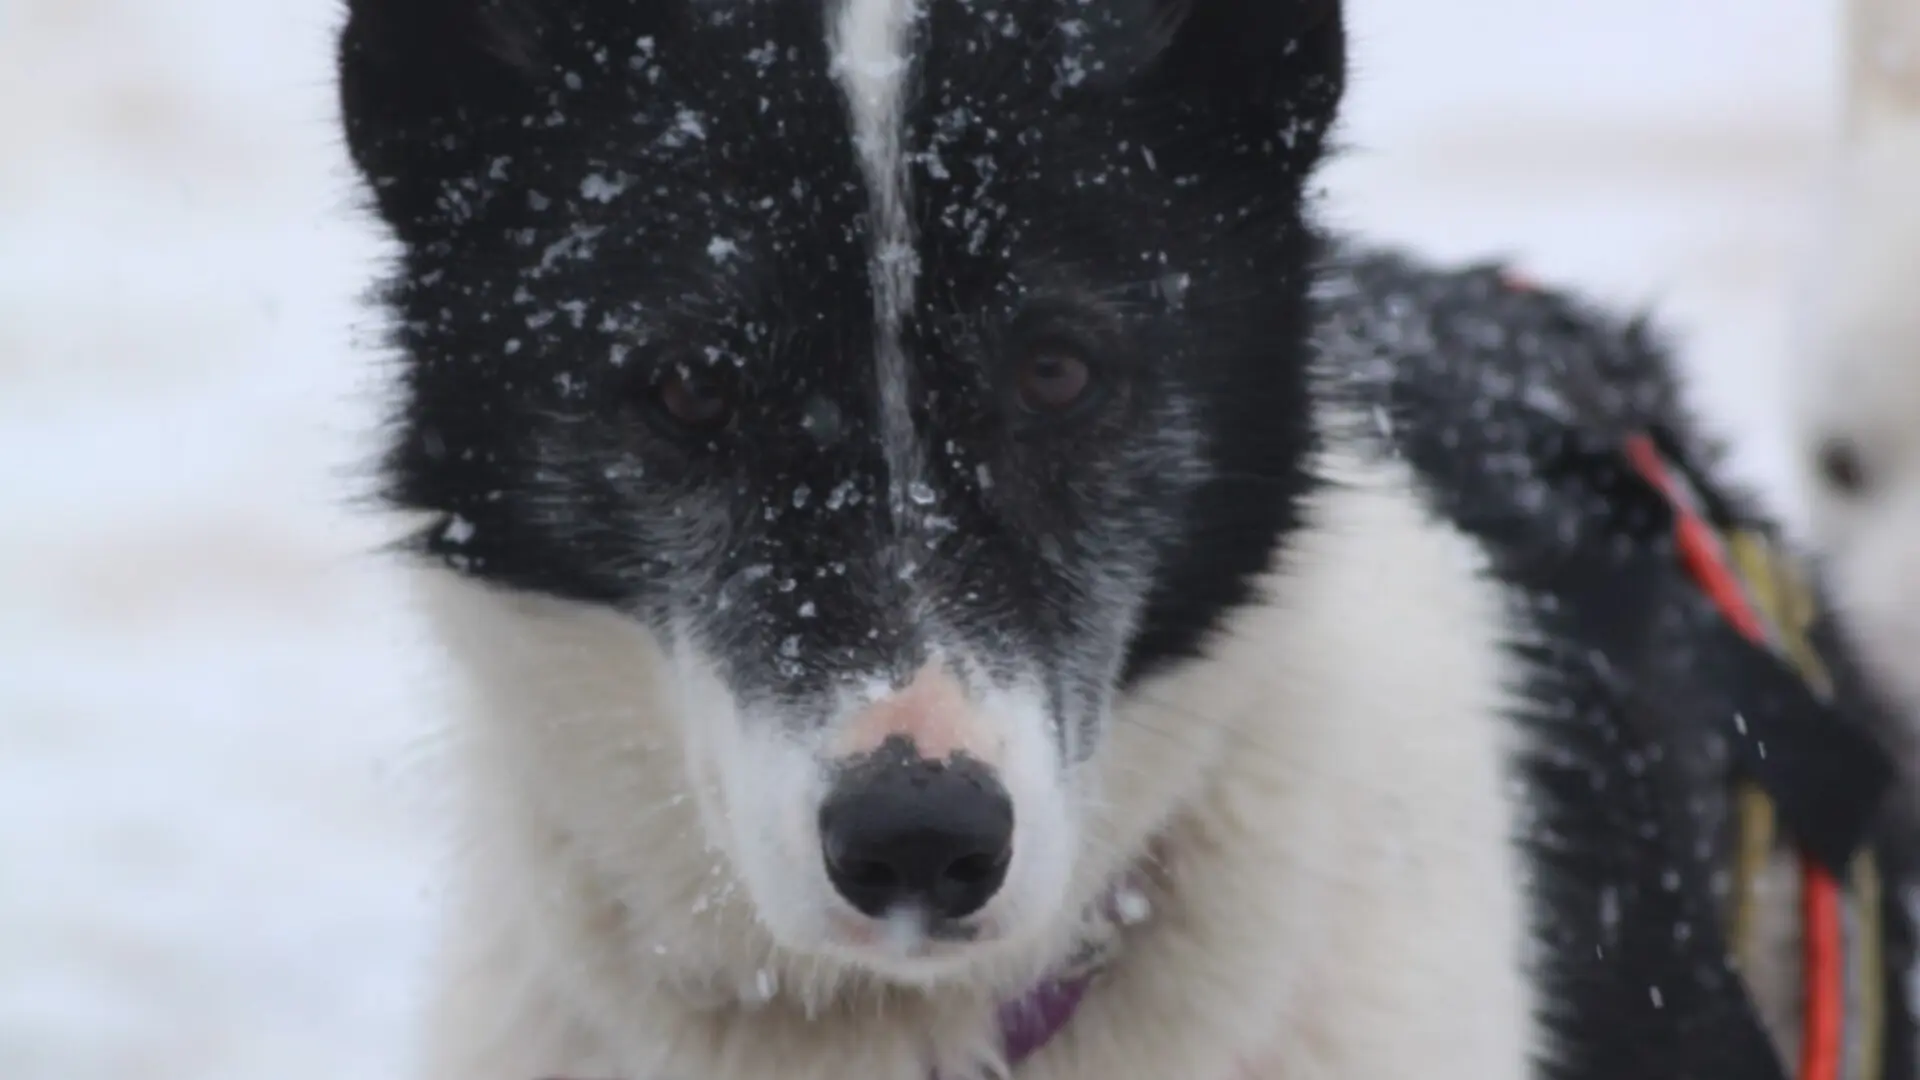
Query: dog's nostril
945,851,1008,886
819,752,1014,922
838,859,900,891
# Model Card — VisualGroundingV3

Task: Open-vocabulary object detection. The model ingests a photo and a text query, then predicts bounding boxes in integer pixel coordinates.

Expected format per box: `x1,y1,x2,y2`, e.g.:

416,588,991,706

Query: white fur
830,0,925,507
548,614,1079,992
1791,0,1920,727
408,405,1541,1079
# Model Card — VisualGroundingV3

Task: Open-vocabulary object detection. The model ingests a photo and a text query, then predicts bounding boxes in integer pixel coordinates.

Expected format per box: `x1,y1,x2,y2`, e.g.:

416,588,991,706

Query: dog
1793,0,1920,743
336,2,1916,1077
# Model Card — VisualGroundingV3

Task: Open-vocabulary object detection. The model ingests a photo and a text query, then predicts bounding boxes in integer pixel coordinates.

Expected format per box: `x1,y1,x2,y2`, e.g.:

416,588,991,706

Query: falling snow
580,172,631,203
441,515,476,545
8,2,1863,1079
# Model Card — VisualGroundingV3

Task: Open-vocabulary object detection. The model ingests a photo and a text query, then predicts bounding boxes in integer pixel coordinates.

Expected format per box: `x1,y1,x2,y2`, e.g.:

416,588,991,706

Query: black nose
819,749,1015,921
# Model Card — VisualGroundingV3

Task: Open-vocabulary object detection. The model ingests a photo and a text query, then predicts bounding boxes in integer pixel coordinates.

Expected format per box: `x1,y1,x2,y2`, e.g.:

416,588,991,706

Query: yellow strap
1729,782,1778,974
1851,849,1886,1080
1723,530,1883,1080
1726,533,1832,698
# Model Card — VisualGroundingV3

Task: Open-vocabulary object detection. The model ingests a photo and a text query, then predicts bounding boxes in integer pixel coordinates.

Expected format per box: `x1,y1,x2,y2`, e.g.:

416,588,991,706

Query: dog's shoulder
1308,245,1911,1080
1311,244,1731,525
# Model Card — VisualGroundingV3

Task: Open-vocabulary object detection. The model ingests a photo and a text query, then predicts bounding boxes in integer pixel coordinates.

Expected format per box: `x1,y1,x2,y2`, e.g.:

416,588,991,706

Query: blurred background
0,1,1841,1077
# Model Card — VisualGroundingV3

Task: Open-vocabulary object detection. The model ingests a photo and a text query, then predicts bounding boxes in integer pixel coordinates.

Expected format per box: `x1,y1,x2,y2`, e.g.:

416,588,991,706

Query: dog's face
341,0,1341,985
1797,136,1920,724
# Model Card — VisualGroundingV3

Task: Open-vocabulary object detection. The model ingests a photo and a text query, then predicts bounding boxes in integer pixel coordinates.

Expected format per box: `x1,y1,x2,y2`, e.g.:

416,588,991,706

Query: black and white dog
336,2,1917,1077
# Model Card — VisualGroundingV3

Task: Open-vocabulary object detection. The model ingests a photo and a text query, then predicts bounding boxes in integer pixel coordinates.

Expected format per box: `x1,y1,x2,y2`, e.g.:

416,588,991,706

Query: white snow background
0,1,1843,1078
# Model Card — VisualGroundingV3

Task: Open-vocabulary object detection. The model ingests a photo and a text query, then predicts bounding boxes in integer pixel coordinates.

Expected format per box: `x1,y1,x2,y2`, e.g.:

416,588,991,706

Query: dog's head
1796,131,1920,727
340,0,1342,987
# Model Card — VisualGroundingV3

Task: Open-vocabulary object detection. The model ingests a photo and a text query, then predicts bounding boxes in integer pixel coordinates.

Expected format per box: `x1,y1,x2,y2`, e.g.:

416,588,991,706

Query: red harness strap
1623,433,1845,1080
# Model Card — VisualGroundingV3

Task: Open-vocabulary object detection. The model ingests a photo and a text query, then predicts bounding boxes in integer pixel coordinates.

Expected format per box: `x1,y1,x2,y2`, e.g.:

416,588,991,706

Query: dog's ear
1148,0,1345,140
336,0,672,244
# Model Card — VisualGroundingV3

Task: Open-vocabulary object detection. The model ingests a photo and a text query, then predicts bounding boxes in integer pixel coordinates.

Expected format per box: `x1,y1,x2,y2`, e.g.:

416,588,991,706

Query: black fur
1319,248,1913,1080
339,0,1342,737
339,2,1913,1076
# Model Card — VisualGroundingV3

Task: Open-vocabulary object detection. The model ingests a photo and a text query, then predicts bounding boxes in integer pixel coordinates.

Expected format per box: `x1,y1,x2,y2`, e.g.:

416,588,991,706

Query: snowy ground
0,1,1841,1078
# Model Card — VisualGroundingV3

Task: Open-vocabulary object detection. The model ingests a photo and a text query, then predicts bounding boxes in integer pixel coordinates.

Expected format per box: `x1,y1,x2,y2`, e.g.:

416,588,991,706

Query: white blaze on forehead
830,0,923,514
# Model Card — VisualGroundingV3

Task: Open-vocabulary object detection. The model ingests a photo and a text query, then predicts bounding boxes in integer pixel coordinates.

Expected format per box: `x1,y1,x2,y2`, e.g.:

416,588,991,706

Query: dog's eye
1014,344,1095,414
1817,437,1869,496
651,365,737,434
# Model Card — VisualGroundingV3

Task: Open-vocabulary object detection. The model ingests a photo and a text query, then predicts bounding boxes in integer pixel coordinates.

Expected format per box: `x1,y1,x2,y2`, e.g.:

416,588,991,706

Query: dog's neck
988,872,1156,1069
701,869,1158,1078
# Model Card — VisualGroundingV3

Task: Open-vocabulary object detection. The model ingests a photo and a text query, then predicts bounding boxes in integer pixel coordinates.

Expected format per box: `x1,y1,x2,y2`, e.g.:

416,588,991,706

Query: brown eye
1014,345,1094,413
654,366,735,432
1818,437,1868,496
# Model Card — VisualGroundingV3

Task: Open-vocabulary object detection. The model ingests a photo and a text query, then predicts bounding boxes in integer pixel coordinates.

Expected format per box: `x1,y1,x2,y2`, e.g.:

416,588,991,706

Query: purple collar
996,972,1095,1066
972,872,1151,1072
924,972,1093,1079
